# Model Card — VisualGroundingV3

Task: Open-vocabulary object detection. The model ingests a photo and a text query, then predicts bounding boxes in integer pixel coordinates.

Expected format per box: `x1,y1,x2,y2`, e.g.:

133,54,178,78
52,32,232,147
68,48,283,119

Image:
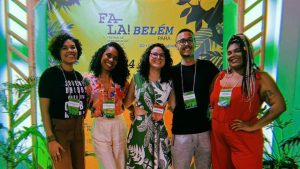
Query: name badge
218,89,232,107
153,104,164,114
67,98,80,116
183,91,197,109
103,100,115,118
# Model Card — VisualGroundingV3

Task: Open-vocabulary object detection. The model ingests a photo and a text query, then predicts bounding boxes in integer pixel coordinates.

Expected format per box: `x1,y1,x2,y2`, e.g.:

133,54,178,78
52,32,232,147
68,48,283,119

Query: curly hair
89,42,130,87
138,43,173,83
48,33,82,61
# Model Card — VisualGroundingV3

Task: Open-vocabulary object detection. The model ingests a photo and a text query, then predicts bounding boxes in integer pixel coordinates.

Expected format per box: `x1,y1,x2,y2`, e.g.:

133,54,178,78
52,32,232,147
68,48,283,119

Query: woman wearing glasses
125,43,173,169
84,42,130,169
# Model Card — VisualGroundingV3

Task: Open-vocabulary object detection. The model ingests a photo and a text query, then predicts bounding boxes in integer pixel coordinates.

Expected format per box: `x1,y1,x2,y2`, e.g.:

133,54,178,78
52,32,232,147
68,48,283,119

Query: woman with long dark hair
84,42,130,169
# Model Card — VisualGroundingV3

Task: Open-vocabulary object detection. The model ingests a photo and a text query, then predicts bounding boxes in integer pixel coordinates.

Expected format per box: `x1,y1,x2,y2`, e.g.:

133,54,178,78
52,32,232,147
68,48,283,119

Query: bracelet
47,135,56,142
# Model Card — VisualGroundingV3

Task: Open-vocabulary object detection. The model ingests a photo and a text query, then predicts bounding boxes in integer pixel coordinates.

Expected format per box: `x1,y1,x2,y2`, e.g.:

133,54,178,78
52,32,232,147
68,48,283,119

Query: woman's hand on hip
231,119,256,132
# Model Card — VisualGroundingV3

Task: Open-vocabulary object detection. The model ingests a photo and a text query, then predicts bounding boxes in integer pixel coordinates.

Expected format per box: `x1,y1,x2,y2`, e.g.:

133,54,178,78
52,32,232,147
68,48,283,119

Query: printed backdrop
47,0,223,168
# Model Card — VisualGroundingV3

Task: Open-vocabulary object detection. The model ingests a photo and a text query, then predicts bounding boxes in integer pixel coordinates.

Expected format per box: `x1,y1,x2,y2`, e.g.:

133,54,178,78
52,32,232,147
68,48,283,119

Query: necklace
223,73,242,89
99,74,111,90
225,73,233,79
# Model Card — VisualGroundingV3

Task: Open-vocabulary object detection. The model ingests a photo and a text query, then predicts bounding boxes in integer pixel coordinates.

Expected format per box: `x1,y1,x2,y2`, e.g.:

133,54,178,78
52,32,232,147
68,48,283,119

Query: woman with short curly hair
84,42,130,169
39,33,86,169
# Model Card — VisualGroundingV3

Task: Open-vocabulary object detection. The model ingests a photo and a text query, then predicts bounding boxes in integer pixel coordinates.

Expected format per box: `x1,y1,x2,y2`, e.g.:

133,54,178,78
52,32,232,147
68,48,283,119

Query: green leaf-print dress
127,73,172,169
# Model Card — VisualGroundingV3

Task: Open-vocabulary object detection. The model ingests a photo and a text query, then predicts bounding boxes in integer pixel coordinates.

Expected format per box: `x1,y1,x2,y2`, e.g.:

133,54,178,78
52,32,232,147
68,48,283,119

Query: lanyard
181,60,197,93
59,65,79,97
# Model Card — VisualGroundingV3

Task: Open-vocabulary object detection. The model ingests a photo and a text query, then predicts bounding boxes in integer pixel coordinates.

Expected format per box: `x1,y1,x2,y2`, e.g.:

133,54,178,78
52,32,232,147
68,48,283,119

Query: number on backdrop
128,59,135,68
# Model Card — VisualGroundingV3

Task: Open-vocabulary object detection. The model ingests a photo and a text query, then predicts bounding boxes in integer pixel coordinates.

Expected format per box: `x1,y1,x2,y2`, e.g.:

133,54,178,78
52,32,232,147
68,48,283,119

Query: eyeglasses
176,38,194,45
150,52,165,59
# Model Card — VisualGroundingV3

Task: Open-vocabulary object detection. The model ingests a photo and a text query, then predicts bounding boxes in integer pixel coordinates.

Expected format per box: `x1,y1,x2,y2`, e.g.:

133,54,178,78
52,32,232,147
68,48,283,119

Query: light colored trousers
171,131,211,169
92,115,127,169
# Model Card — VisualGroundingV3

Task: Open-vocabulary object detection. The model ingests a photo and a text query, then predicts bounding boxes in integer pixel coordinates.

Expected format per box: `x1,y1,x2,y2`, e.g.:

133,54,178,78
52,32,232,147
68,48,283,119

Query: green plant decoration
261,106,300,169
0,78,52,169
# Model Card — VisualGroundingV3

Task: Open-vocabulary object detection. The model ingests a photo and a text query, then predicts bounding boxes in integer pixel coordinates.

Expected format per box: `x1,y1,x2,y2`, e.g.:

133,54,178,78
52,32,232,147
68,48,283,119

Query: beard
181,54,193,58
180,45,194,58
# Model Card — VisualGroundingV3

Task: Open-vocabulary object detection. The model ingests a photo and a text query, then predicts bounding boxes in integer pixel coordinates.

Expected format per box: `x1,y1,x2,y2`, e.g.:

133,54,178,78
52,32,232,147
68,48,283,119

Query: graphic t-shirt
38,66,86,119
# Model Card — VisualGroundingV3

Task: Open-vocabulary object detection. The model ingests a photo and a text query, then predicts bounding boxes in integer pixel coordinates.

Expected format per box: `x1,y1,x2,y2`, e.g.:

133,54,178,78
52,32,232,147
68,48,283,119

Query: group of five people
39,28,286,169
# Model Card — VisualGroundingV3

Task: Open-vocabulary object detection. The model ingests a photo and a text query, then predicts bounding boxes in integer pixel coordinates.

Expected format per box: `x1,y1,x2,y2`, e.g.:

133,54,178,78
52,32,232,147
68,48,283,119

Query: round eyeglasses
150,52,165,59
176,38,194,45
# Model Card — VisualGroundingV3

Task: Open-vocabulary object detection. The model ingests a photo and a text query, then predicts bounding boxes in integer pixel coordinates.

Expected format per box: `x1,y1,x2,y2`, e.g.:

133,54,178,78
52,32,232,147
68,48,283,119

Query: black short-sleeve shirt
171,59,219,134
38,66,86,119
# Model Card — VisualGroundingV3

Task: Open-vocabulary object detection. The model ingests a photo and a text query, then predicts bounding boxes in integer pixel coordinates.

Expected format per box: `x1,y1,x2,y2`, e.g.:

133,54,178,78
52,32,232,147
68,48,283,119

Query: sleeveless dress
127,72,172,169
210,71,263,169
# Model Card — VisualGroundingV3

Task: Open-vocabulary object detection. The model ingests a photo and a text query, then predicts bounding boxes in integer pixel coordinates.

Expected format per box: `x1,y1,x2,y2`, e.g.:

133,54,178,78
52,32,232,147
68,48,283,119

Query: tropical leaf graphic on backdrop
199,51,223,69
195,28,223,69
195,28,213,54
178,0,204,31
203,0,223,46
177,0,223,69
177,0,223,42
48,21,74,38
48,20,74,66
48,0,80,12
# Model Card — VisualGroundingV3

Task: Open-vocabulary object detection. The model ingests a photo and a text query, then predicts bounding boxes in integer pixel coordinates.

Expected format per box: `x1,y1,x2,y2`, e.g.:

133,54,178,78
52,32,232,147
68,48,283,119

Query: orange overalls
210,71,263,169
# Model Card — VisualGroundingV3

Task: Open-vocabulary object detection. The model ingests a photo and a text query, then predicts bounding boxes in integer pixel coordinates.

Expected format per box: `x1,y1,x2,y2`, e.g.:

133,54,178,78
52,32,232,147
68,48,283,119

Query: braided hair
227,33,259,100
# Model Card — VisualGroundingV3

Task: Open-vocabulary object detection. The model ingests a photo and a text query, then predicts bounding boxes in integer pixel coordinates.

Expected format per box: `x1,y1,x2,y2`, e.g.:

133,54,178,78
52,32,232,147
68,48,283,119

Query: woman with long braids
84,42,130,169
210,33,286,169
